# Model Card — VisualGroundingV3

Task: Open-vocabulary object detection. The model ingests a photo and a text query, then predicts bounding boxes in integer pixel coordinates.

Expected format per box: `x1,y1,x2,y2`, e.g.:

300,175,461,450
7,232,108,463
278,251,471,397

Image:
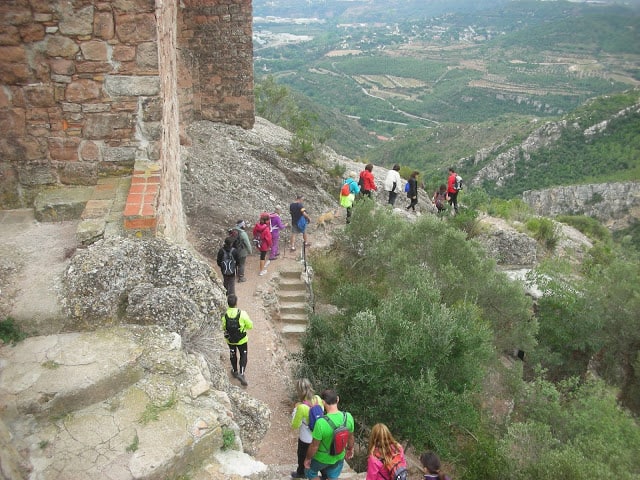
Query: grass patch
222,427,235,450
41,360,60,369
138,393,177,425
125,433,139,453
0,317,27,345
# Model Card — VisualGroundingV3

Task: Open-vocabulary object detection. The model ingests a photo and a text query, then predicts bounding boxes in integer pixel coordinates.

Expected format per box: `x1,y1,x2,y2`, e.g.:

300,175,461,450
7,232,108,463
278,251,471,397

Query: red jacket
447,172,457,194
359,170,377,191
252,222,272,252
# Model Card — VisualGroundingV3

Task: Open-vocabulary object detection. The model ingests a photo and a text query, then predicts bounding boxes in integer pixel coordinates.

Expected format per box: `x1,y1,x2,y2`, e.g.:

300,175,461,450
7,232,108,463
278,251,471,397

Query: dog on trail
316,209,339,229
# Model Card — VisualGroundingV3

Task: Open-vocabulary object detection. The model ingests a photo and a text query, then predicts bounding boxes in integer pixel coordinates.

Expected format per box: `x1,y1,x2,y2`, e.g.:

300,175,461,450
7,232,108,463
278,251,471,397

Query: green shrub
556,215,611,243
487,198,533,222
526,217,560,250
222,427,235,450
0,317,27,344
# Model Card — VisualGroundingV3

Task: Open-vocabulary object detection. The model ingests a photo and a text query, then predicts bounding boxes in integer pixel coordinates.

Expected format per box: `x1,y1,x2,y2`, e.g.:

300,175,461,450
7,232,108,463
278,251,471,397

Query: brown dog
316,209,339,229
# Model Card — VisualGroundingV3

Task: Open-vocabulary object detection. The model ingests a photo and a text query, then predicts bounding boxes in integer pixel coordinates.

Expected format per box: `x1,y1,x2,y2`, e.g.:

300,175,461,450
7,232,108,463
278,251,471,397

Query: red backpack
323,413,350,456
340,182,350,196
384,446,408,480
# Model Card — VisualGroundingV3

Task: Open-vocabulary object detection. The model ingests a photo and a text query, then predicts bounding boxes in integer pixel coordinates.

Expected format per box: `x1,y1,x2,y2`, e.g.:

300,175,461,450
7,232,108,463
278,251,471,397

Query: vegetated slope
465,90,640,198
255,1,639,163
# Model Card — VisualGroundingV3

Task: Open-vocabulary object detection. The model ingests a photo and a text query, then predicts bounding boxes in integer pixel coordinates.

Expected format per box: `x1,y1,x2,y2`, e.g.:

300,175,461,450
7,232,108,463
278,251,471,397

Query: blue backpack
304,400,324,430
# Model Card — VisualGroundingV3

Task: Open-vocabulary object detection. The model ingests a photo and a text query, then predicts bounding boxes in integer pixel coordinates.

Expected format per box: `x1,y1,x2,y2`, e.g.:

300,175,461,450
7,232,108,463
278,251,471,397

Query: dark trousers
407,197,418,211
296,439,310,475
236,255,247,279
388,191,398,206
448,191,459,212
229,343,248,374
223,274,235,296
345,206,352,224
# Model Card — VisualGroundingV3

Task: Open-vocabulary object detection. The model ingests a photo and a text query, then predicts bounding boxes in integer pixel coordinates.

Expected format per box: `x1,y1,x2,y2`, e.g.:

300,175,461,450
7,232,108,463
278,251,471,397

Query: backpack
297,215,308,232
253,230,262,249
453,174,463,191
404,182,410,193
340,182,350,197
323,412,350,456
383,446,408,480
434,192,446,210
303,400,324,431
221,248,236,276
224,310,246,344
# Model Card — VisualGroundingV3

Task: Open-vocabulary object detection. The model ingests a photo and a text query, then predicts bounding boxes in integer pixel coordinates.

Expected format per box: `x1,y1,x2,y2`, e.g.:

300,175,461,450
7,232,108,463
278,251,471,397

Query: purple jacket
269,213,286,234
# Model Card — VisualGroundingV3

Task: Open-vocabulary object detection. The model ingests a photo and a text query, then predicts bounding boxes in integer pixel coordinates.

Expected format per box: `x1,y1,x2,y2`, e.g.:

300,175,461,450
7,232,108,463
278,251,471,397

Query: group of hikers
340,165,463,223
291,378,450,480
216,195,314,387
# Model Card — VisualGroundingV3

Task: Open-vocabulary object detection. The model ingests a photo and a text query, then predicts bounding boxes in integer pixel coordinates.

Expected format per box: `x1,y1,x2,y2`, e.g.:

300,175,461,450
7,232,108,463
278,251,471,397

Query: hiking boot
237,373,248,386
238,277,247,282
291,472,305,479
231,370,240,379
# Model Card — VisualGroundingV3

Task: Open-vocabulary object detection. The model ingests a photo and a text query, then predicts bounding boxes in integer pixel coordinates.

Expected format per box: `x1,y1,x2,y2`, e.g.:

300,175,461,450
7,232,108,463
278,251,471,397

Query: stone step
281,323,307,340
278,268,304,279
279,302,308,316
279,313,308,325
0,330,144,423
33,186,93,223
0,326,230,480
278,290,308,303
277,277,307,292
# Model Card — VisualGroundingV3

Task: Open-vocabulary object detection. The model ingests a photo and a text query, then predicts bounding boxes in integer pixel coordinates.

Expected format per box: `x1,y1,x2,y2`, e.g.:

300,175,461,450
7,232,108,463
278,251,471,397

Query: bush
0,317,27,344
556,215,611,243
526,217,560,250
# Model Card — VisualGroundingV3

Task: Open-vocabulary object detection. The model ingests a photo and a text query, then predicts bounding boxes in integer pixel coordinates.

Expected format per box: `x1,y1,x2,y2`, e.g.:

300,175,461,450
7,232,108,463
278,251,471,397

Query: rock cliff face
523,181,640,230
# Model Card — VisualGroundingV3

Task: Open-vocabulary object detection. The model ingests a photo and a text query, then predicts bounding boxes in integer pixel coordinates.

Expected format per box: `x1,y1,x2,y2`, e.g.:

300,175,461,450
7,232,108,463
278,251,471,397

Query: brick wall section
180,0,255,129
0,0,255,242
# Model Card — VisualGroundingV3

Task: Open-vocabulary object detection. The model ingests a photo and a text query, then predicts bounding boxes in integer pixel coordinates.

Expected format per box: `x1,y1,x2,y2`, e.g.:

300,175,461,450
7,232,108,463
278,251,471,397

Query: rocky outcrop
181,119,340,256
62,237,226,336
522,181,640,230
477,216,539,267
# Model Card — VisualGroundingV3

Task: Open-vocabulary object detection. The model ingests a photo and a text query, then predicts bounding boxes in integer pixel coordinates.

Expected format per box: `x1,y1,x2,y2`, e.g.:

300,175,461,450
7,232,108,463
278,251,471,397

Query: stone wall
0,0,254,216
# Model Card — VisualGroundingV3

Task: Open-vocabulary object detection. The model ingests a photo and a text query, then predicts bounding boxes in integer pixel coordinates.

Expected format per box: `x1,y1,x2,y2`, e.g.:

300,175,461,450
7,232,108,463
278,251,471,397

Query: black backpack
228,228,245,252
220,248,236,276
224,310,246,343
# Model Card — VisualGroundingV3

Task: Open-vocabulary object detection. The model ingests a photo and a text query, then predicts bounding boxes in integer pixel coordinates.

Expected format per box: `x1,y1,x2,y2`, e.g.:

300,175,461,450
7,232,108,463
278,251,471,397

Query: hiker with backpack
221,293,253,386
420,451,451,480
216,236,239,295
366,423,408,480
432,184,448,216
289,194,311,252
340,171,360,224
269,207,288,261
290,378,324,479
406,171,420,212
447,167,462,215
230,220,252,283
253,213,273,276
304,389,355,480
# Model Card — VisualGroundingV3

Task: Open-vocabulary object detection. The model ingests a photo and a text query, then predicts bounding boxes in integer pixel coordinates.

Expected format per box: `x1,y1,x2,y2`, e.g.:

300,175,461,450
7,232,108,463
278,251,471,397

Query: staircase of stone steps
275,264,311,344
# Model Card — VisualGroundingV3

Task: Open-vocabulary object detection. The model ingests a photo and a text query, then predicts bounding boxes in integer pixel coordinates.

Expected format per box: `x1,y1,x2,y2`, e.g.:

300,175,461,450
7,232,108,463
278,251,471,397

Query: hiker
447,167,460,215
406,171,419,212
384,164,402,206
290,378,324,479
253,213,273,276
221,293,253,386
289,194,311,252
366,423,407,480
359,163,377,199
230,219,252,282
340,171,360,224
432,184,448,215
420,451,451,480
216,236,239,295
304,389,355,480
269,207,288,261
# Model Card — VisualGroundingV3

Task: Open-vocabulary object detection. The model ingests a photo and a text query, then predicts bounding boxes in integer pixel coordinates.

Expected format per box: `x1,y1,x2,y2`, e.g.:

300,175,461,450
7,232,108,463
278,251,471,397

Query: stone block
136,41,158,69
80,40,108,61
19,23,45,42
44,35,79,58
76,218,106,245
79,140,102,162
112,44,135,61
17,163,57,186
84,113,133,139
33,186,93,222
0,25,20,46
49,58,75,75
115,13,156,43
0,61,30,84
94,11,115,40
58,5,94,36
65,79,101,102
113,0,156,13
48,137,80,161
103,146,137,163
104,75,160,97
0,46,27,63
0,109,26,136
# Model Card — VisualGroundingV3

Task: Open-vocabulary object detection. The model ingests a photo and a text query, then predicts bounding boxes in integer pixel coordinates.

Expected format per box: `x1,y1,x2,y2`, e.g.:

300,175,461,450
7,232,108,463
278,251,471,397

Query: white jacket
384,169,401,192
